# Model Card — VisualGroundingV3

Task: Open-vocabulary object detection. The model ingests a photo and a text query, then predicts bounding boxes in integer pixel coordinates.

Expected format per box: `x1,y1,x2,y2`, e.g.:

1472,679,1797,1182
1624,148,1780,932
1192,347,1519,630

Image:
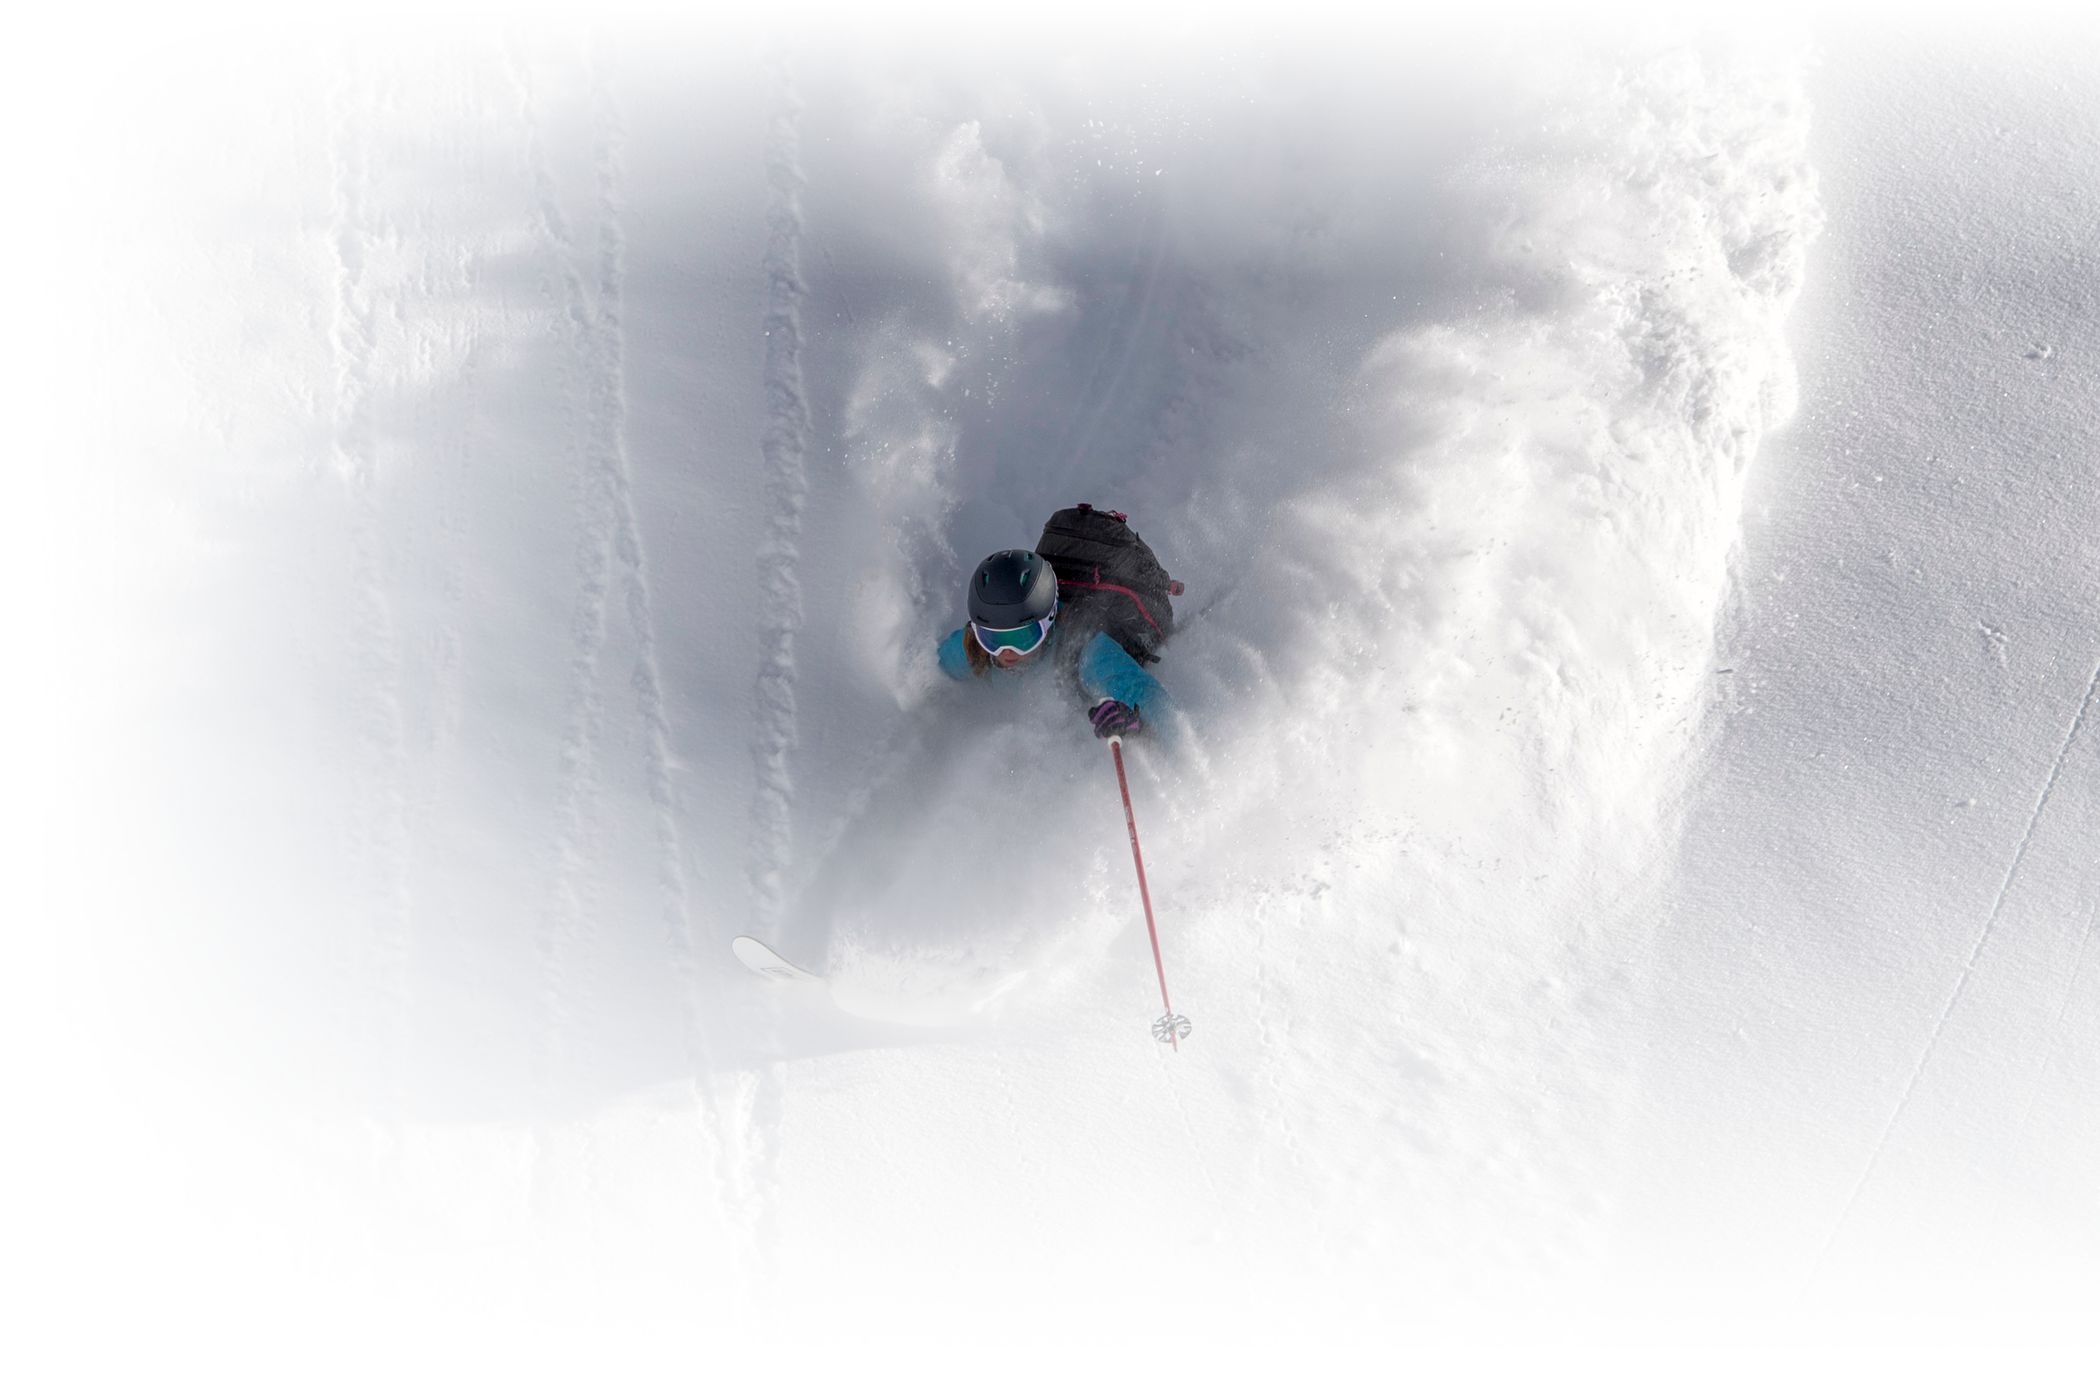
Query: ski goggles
971,613,1055,658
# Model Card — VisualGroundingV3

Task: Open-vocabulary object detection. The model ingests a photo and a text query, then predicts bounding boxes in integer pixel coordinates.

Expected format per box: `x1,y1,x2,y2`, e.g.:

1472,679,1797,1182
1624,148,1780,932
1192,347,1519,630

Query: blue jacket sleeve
938,627,973,681
1078,632,1168,716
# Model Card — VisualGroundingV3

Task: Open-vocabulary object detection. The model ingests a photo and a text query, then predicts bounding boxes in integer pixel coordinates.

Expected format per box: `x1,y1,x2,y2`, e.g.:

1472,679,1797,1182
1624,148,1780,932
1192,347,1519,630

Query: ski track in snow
577,67,710,1252
1056,195,1168,477
749,70,810,945
1814,655,2100,1276
328,66,415,1124
1992,895,2100,1227
507,48,754,1255
407,153,481,859
509,46,609,1213
412,331,475,870
735,59,816,1274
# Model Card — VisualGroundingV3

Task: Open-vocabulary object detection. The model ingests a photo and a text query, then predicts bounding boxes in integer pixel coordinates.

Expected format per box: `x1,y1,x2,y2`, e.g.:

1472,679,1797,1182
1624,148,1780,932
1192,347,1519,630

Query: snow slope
1634,29,2100,1336
9,10,2096,1395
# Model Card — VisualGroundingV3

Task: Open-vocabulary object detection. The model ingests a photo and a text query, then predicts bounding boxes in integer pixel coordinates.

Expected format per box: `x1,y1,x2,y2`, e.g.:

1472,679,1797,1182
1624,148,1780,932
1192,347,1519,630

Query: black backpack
1034,503,1183,665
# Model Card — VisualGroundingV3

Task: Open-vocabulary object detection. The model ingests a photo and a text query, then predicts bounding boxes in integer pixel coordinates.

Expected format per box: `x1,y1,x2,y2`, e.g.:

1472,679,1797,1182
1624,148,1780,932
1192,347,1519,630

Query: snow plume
928,120,1071,324
1148,44,1823,1292
816,87,1078,706
792,43,1822,1001
1197,47,1821,830
736,37,1826,1340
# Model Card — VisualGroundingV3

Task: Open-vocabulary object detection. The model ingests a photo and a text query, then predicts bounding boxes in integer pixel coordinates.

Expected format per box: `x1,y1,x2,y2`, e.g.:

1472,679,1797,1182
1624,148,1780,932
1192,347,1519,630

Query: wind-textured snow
11,11,2099,1396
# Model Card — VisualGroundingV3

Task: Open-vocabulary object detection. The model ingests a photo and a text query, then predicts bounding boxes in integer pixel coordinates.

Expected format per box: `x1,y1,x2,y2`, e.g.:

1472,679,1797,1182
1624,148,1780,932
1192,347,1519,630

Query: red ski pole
1107,734,1189,1049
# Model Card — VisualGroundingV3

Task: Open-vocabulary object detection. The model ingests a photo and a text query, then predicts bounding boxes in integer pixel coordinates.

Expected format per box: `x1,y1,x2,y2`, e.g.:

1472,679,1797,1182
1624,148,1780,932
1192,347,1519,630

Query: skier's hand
1089,699,1143,739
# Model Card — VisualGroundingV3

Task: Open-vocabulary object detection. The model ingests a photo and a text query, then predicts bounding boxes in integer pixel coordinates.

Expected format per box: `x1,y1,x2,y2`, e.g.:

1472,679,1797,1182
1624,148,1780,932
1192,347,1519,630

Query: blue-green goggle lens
973,618,1052,656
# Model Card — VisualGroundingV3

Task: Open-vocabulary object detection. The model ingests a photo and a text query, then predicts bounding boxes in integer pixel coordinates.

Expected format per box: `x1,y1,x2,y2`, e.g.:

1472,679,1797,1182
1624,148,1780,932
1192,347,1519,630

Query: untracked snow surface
9,10,2099,1395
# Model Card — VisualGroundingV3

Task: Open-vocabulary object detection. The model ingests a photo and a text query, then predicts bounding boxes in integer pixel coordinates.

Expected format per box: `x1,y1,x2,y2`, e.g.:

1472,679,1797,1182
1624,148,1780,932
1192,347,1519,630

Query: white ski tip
731,936,823,984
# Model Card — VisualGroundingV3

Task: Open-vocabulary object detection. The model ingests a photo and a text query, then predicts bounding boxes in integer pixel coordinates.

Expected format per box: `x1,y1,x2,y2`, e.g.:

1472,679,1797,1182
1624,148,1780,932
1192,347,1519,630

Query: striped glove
1089,699,1143,739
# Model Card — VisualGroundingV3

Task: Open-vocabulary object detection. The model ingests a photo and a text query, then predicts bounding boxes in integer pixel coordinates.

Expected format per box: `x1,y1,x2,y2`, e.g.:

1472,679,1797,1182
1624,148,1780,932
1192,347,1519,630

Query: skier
938,504,1178,740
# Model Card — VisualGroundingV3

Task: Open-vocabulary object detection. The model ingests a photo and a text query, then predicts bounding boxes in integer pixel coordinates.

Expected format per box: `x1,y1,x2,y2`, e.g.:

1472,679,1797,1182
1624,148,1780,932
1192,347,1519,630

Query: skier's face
992,645,1044,670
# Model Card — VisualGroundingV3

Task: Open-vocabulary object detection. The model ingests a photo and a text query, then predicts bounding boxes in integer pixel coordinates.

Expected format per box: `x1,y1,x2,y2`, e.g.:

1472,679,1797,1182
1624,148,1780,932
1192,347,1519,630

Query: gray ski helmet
968,549,1060,629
